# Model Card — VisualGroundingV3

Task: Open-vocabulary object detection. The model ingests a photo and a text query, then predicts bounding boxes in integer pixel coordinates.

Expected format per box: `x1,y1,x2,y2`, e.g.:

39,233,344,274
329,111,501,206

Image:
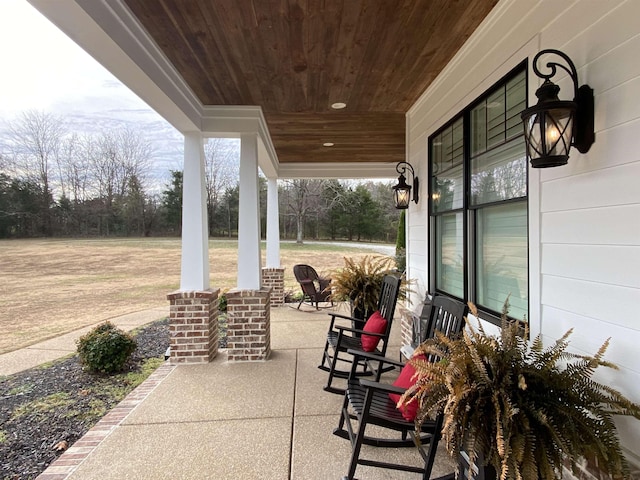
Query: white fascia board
201,106,279,178
28,0,202,133
258,139,278,179
278,162,398,179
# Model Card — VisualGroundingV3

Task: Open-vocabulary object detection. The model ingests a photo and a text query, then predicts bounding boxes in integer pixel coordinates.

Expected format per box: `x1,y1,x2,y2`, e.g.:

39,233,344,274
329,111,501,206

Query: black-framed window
429,63,528,323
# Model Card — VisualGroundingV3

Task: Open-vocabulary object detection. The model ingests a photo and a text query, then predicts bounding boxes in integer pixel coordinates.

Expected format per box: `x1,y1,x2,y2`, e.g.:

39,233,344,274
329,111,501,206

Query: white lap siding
406,0,640,465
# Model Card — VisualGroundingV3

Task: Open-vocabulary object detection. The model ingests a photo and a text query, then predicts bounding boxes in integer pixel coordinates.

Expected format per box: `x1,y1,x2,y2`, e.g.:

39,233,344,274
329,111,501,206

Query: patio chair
318,274,401,394
333,295,468,480
293,264,332,310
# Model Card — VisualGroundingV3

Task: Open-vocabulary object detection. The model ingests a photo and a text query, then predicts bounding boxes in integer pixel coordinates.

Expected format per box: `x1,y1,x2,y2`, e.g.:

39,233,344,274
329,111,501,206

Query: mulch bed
0,319,170,480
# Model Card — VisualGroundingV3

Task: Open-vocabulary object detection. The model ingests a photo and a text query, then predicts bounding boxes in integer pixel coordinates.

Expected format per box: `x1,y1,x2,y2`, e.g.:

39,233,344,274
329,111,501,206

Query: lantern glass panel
394,188,410,209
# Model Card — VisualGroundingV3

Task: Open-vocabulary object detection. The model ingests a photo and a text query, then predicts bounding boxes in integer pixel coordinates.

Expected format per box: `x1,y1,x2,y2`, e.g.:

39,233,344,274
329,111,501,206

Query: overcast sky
0,0,184,184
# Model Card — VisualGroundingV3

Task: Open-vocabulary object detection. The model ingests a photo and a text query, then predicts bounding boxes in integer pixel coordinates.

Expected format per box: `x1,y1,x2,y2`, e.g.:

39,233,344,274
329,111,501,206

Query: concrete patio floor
37,304,456,480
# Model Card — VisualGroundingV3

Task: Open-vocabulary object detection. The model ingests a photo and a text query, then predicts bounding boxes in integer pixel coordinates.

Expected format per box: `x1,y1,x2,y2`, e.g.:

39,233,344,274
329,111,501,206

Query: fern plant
329,255,404,318
400,300,640,480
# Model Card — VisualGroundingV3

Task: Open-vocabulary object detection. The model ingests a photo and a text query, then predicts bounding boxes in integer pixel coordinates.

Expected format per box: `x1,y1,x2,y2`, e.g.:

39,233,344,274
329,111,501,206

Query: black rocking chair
318,274,401,394
293,264,333,310
334,295,468,480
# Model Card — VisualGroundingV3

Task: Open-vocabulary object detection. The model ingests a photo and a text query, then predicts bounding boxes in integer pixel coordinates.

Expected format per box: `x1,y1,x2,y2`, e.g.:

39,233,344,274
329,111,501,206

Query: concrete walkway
27,304,454,480
0,306,169,377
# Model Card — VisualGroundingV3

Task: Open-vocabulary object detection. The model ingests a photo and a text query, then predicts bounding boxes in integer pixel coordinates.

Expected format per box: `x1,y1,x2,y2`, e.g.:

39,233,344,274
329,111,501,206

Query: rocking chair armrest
327,313,365,331
346,349,404,369
334,324,385,338
329,312,366,325
358,379,406,395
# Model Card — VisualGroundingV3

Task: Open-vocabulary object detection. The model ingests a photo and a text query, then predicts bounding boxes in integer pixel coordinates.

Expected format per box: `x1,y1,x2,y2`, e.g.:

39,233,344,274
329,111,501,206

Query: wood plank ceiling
123,0,498,165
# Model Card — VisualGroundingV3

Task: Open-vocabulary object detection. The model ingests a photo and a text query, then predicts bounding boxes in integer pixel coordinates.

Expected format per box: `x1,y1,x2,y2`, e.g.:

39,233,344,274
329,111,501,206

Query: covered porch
26,0,640,476
38,305,456,480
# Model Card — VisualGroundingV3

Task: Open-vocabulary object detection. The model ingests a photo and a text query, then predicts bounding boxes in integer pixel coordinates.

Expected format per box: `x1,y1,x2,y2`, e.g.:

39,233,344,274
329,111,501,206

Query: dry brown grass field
0,238,389,355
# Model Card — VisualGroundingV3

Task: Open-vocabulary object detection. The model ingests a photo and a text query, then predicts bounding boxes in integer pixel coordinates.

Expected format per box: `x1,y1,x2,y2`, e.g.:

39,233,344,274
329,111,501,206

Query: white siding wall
406,0,640,463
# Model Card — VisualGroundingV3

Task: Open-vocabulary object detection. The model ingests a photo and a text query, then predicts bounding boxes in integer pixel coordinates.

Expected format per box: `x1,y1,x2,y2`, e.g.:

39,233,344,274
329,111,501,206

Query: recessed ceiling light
323,142,334,147
331,102,346,110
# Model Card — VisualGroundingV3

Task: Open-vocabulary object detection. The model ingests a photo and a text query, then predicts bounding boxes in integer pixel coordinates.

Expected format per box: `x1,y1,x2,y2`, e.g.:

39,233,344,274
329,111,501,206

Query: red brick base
167,289,219,364
226,288,271,361
262,267,284,306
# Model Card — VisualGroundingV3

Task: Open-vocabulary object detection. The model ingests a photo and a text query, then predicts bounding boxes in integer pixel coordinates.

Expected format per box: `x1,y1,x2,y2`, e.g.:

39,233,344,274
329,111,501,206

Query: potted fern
400,300,640,480
330,255,402,319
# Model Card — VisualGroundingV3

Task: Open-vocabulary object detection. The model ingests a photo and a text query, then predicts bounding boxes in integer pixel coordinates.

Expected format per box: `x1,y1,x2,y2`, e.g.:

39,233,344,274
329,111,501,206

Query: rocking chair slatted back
318,274,402,394
333,294,468,480
376,274,401,322
424,295,468,362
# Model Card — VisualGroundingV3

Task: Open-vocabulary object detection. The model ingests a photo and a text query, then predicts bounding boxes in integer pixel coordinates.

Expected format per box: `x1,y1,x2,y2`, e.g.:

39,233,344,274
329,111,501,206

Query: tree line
1,110,400,243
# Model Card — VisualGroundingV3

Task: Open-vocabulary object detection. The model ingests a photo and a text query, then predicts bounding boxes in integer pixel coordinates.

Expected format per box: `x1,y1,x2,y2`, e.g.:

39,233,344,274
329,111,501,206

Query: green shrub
218,292,228,313
76,322,137,374
395,211,407,272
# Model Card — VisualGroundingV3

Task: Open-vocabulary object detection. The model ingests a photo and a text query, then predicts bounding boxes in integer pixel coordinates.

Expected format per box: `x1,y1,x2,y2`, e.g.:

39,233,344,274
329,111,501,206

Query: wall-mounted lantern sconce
521,49,595,168
392,161,419,209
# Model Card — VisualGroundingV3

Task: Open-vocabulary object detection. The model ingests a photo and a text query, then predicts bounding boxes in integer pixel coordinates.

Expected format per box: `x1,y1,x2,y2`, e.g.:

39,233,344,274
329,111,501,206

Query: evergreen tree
395,210,406,272
161,170,183,235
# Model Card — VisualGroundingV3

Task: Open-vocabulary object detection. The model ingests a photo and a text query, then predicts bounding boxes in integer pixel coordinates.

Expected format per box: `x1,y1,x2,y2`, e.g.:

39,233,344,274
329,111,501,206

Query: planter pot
350,302,367,337
458,450,497,480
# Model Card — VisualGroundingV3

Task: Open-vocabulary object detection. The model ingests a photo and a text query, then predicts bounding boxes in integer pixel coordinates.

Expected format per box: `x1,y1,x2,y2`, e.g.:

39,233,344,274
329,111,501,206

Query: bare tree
5,110,66,235
91,127,154,235
63,134,96,204
284,179,325,244
98,127,152,196
203,138,239,235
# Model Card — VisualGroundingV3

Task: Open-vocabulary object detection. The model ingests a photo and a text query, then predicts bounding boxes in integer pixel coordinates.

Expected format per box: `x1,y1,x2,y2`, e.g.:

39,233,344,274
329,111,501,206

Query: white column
237,133,262,289
265,177,280,268
180,132,209,291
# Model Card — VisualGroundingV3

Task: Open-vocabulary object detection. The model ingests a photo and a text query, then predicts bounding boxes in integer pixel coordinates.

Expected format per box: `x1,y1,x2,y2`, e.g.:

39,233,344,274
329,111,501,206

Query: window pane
432,163,463,212
436,212,464,298
506,71,527,139
432,117,464,213
432,117,463,176
470,69,526,156
476,202,528,320
471,103,486,156
430,65,528,325
486,88,505,149
470,139,527,205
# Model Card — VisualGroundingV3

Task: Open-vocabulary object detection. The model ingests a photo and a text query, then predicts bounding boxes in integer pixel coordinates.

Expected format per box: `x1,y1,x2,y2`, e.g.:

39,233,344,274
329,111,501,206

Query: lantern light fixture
520,49,595,168
392,161,419,209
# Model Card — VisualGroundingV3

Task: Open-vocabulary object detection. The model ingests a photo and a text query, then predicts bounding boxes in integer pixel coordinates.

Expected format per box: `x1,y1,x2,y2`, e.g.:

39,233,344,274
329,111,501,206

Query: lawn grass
0,238,391,354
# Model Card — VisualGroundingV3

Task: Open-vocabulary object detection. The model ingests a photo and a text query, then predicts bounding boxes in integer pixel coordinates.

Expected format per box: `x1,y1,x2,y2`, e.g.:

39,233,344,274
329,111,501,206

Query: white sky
0,0,184,179
0,1,138,116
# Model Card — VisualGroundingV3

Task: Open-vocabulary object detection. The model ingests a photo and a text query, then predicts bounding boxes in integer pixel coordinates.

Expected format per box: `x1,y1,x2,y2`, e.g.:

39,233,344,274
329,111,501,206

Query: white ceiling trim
278,162,398,180
201,106,279,179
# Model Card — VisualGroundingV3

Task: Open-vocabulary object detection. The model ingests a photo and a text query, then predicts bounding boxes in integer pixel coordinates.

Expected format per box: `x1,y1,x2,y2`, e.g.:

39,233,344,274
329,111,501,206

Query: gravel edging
0,319,170,480
36,362,176,480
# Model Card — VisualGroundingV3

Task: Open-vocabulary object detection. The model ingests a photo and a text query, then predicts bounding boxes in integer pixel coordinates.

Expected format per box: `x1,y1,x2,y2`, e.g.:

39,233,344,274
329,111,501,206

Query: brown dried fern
329,255,409,318
400,299,640,480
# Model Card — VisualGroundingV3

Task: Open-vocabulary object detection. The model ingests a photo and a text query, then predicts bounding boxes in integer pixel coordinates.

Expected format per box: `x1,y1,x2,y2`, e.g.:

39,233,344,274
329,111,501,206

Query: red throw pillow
389,354,427,421
360,311,387,352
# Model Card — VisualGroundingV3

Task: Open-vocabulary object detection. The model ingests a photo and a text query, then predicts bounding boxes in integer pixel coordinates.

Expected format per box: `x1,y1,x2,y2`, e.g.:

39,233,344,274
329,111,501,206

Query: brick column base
226,288,271,362
167,289,220,364
262,267,285,306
